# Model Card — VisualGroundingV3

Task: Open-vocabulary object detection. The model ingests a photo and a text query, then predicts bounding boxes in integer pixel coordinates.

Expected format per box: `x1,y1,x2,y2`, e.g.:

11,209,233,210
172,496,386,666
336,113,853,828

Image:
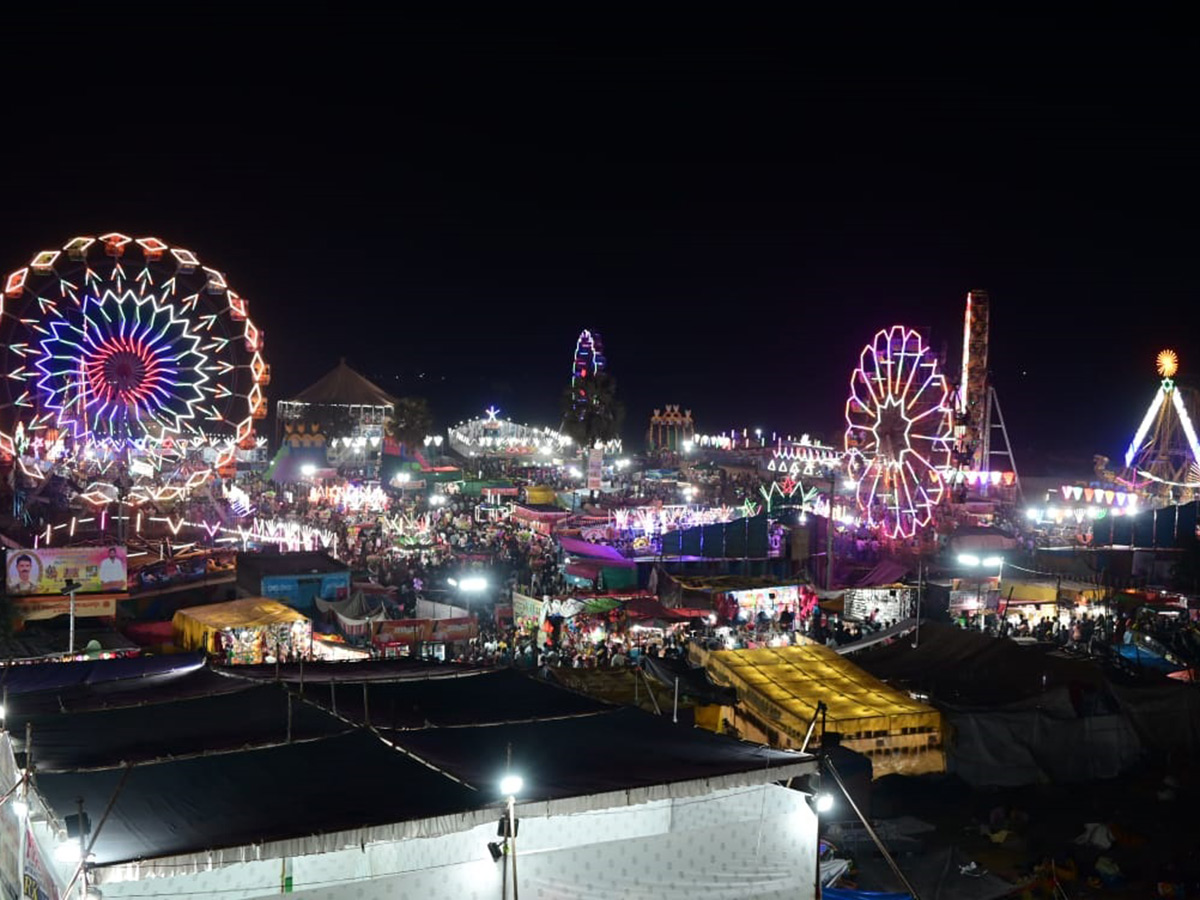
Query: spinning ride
0,234,268,507
1122,348,1200,499
844,325,954,538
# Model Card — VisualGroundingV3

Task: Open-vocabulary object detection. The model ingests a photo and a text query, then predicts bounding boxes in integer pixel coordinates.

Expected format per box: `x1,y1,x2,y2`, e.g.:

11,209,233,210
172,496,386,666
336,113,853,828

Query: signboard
11,595,118,623
587,447,603,491
373,619,433,646
0,740,21,900
23,828,57,900
372,618,478,645
5,547,127,596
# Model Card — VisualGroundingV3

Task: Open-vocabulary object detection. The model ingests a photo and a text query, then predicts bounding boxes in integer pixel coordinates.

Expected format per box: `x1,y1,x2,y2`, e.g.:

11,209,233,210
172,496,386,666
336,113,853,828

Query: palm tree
560,371,625,449
385,396,434,455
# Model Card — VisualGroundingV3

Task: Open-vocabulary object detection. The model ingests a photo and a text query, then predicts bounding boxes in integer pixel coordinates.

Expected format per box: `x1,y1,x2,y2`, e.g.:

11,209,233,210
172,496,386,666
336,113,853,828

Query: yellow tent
698,644,944,776
173,597,310,655
523,485,557,505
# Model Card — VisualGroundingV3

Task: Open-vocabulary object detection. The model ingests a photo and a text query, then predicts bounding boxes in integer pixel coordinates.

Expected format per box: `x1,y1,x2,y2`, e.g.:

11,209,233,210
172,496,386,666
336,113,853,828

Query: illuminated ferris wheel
0,233,269,505
843,325,954,538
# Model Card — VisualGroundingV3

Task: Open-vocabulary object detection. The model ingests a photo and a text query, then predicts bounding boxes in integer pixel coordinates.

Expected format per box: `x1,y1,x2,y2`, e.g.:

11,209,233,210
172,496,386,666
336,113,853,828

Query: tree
560,371,624,449
385,396,434,453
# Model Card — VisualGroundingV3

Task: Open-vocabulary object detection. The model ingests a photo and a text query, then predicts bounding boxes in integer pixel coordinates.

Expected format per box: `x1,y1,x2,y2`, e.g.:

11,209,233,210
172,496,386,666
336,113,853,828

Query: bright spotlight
957,553,981,567
300,464,316,477
841,478,856,490
458,576,487,593
54,840,82,864
982,556,1003,567
500,774,524,797
815,793,834,813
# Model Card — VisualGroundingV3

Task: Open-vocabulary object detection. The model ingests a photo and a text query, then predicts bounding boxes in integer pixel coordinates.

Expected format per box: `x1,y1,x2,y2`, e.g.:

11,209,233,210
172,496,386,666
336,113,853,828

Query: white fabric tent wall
415,598,470,620
93,785,818,900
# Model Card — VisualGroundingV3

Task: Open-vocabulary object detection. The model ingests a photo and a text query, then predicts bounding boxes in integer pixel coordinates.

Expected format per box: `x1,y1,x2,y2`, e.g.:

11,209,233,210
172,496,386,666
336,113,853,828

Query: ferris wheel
0,233,269,506
843,325,954,538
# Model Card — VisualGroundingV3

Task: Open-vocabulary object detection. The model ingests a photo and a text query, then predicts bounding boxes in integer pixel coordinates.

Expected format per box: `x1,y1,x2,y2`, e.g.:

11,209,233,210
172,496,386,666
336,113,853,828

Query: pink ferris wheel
843,325,954,539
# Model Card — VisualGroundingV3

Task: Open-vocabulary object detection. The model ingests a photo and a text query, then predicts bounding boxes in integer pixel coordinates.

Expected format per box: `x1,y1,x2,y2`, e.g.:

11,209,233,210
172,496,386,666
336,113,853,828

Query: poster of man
8,553,41,594
99,546,127,589
5,546,128,596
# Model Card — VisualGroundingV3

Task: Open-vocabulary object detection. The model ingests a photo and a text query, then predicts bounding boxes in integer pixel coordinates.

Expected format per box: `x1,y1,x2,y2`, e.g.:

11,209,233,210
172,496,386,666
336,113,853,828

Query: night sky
1,12,1196,474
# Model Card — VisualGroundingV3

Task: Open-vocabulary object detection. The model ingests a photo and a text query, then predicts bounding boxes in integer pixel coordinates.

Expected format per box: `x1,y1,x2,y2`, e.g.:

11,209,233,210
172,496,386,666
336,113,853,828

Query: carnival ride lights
569,329,605,417
0,234,267,502
843,326,954,539
1123,349,1200,490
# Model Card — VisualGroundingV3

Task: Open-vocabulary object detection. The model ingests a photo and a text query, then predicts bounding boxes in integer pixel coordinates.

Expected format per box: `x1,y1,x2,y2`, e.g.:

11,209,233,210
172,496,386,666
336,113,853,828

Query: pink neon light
83,334,167,407
843,325,953,539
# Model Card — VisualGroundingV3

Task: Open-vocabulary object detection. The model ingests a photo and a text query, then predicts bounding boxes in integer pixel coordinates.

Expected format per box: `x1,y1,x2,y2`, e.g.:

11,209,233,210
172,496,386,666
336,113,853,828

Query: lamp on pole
499,773,523,900
957,554,1004,630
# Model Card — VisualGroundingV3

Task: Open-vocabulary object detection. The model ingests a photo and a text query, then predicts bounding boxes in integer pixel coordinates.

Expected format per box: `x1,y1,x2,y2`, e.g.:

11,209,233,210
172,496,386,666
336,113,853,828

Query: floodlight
956,553,980,567
500,774,523,797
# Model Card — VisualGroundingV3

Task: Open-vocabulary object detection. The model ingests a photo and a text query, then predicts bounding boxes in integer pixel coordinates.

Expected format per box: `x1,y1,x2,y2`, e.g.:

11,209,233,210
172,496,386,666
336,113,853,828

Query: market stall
172,598,313,664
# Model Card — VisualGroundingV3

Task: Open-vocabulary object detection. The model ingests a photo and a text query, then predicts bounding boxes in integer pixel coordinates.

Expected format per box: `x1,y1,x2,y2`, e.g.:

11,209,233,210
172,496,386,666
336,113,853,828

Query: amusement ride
0,233,269,528
843,325,955,539
1119,348,1200,502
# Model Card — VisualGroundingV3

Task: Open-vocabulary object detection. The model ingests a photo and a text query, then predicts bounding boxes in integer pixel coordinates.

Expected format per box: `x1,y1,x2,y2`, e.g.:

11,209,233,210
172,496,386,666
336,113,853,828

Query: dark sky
1,11,1196,474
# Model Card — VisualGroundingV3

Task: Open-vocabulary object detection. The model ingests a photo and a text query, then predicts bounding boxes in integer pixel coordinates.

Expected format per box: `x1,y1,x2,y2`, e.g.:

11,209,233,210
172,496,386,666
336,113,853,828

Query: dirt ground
838,762,1198,898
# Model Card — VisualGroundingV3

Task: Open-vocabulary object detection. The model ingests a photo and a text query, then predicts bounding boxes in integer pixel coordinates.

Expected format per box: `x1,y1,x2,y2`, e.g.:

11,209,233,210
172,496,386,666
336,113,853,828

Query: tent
4,665,819,899
172,598,312,661
286,358,397,408
694,644,944,777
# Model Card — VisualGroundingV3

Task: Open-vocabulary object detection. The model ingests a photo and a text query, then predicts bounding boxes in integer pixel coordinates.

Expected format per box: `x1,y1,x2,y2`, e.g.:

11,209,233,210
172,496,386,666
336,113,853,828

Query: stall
172,598,313,664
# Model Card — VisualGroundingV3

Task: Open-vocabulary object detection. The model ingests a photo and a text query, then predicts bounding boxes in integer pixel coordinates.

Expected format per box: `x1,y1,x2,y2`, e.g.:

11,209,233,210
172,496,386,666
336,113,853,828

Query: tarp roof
702,644,941,738
35,730,481,866
0,652,207,696
853,558,909,587
558,536,635,565
20,664,813,869
173,597,308,632
851,621,1104,706
287,358,397,407
8,682,345,771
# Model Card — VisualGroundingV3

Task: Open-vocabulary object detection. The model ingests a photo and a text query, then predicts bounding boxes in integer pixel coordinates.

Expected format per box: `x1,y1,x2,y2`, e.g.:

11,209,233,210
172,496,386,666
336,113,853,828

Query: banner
512,592,544,627
372,619,433,646
11,595,118,623
371,617,478,645
0,738,21,900
23,828,58,900
5,547,127,596
587,447,603,491
430,617,478,642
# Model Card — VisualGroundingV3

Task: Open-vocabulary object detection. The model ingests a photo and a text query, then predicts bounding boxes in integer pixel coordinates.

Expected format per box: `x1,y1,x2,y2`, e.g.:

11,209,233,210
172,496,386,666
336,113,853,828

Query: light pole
61,579,82,655
957,554,1003,630
499,774,523,899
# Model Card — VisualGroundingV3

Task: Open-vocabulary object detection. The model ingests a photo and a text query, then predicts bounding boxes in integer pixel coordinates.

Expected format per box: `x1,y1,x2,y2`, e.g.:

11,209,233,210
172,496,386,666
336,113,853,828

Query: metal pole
825,757,921,899
508,794,519,900
68,590,76,655
913,561,922,649
673,677,679,724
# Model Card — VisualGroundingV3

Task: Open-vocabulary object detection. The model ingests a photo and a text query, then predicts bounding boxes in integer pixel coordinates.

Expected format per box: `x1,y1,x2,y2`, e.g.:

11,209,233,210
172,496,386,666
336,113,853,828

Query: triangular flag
1084,488,1094,502
1072,486,1083,501
1061,485,1072,500
1104,490,1115,504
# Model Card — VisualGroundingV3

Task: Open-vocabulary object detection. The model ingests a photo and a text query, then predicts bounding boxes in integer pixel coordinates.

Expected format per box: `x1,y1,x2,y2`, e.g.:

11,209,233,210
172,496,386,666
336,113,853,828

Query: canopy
172,598,310,653
288,358,396,407
698,644,943,775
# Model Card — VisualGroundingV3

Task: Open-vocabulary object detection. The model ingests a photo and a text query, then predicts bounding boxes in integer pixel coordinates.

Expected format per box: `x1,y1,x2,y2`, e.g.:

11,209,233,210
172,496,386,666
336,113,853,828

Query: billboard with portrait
5,546,128,596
